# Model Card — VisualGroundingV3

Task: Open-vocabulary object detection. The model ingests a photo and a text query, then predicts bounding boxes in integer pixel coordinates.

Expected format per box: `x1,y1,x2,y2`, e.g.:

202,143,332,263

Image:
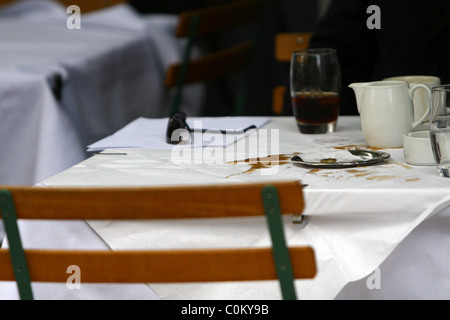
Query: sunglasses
166,112,256,145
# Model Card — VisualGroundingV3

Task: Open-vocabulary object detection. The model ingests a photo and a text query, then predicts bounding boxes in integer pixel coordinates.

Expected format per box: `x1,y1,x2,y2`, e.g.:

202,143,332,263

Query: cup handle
409,83,432,130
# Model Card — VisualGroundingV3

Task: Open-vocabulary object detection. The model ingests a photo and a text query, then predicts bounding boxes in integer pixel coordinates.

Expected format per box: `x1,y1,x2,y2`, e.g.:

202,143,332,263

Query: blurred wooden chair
164,0,264,116
0,181,316,300
0,0,127,12
59,0,126,12
273,33,312,115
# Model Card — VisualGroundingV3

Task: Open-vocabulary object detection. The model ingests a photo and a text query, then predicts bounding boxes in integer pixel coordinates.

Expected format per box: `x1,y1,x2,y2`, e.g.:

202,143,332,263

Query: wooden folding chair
0,181,316,300
0,0,127,12
273,33,312,115
164,0,265,116
60,0,126,12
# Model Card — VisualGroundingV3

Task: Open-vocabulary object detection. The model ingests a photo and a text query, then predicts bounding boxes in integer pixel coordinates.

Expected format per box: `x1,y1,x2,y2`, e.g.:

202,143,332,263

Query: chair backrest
62,0,127,12
273,33,312,115
0,0,127,12
164,0,265,116
0,180,316,300
275,33,312,62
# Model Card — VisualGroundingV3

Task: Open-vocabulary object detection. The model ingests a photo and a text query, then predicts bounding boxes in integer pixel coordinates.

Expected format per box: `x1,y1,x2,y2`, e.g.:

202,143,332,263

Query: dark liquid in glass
292,92,340,125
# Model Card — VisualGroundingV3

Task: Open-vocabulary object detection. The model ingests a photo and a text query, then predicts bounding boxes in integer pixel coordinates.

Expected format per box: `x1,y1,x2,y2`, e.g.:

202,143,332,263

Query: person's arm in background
310,0,377,115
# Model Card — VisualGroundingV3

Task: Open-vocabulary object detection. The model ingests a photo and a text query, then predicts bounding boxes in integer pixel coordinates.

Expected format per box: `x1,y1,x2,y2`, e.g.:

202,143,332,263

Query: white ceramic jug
349,81,431,148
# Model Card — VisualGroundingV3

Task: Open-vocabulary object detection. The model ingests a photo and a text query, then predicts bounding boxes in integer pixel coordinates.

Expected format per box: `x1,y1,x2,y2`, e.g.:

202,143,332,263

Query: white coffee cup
383,76,441,123
403,131,436,166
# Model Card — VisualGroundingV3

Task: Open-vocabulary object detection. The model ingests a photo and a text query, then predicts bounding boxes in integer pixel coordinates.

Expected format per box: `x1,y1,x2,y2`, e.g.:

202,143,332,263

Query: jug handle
409,84,432,130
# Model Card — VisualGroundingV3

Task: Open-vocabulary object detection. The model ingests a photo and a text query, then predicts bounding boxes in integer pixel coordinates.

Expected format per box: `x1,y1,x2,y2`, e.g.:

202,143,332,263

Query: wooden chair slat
0,247,316,283
0,181,304,220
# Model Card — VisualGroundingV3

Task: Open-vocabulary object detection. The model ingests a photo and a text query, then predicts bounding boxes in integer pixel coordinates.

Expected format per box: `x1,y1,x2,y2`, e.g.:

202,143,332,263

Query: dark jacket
310,0,450,115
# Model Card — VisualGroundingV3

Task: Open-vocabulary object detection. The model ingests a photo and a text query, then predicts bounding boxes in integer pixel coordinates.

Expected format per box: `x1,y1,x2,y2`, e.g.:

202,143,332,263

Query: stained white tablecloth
2,116,448,300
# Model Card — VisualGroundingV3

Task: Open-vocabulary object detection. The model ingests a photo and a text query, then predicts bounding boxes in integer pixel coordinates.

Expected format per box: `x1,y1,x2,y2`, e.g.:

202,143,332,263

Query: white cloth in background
0,70,85,185
0,0,66,20
0,0,204,187
0,0,204,119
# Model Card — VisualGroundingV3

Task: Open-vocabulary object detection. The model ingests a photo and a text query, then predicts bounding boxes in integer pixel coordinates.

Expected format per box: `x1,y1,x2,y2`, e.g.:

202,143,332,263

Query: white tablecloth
0,0,203,186
2,116,449,300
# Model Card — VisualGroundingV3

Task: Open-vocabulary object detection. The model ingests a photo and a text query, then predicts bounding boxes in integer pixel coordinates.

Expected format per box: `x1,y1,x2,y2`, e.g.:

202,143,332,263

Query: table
2,116,449,300
0,1,204,186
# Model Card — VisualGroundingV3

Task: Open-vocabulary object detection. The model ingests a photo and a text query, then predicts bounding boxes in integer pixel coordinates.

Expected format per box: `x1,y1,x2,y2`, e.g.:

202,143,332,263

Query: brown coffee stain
366,175,421,182
387,160,413,170
225,150,421,183
226,153,298,177
307,169,323,174
366,175,397,181
346,169,370,177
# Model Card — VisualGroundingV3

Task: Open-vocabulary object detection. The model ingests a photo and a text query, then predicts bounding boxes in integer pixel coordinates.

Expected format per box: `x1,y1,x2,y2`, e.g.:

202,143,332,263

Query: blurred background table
0,0,203,186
